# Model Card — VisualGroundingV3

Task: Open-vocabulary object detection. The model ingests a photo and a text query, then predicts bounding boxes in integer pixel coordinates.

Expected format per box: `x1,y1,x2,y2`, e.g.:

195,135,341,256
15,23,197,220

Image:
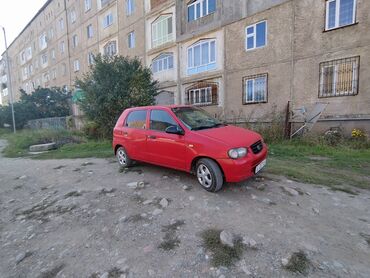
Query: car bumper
217,144,268,183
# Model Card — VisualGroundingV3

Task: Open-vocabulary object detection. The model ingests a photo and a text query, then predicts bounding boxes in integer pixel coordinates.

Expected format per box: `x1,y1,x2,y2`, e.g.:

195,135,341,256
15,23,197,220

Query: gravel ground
0,139,369,278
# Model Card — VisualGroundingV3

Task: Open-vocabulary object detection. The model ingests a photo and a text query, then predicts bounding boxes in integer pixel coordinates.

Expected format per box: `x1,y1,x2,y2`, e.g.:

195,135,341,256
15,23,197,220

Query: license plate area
255,159,266,174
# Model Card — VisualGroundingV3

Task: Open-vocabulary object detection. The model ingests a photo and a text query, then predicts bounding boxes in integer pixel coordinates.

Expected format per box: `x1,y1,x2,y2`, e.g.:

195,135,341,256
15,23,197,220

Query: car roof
126,105,191,111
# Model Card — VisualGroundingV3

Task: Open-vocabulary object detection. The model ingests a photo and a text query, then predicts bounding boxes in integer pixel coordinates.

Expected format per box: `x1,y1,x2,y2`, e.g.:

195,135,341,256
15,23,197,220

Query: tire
196,158,224,192
116,146,132,168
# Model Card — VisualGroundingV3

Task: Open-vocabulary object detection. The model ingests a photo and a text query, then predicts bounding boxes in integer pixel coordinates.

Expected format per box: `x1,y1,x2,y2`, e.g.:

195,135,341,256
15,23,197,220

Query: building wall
1,0,369,134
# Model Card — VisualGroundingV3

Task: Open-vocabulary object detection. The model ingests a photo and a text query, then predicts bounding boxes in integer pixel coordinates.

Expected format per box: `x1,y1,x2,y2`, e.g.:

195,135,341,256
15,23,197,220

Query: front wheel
116,147,133,168
196,158,224,192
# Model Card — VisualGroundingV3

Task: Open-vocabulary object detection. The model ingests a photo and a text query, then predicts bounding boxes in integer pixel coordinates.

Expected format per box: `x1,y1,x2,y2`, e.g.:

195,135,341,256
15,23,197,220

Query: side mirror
165,125,185,135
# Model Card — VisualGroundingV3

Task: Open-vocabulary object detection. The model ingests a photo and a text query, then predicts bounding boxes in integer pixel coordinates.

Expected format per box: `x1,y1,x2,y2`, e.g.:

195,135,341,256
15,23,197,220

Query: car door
121,109,148,161
146,109,187,170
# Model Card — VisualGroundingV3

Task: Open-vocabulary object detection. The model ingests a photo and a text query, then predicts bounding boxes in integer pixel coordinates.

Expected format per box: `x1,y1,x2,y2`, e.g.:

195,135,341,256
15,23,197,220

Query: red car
113,105,267,192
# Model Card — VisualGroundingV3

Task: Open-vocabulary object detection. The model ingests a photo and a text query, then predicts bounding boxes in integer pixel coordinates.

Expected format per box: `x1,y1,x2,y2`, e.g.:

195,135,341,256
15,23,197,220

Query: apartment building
1,0,369,133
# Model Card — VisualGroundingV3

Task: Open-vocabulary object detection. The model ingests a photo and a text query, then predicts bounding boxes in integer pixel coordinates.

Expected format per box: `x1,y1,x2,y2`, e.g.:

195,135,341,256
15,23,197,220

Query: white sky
0,0,46,54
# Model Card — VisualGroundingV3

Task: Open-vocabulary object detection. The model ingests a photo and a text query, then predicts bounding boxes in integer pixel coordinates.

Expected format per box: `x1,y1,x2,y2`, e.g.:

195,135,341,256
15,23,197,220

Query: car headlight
228,147,247,159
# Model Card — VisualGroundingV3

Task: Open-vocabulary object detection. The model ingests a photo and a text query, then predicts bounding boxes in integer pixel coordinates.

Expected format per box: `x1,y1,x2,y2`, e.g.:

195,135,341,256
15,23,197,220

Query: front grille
250,140,263,154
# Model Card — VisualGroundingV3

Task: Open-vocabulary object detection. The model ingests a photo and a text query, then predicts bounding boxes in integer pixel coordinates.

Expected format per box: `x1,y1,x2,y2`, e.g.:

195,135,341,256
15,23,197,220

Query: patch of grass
158,234,180,251
0,128,11,137
360,233,370,245
2,129,85,157
33,140,112,159
200,229,244,267
283,250,310,275
266,139,370,190
158,220,185,251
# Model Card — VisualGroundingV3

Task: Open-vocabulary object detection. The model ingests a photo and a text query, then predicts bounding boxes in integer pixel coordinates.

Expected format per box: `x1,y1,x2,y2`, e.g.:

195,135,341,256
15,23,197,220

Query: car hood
194,125,262,147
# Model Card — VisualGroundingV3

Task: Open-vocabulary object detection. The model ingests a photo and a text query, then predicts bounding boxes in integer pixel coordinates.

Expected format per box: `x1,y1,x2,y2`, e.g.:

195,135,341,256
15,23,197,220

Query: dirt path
0,139,369,277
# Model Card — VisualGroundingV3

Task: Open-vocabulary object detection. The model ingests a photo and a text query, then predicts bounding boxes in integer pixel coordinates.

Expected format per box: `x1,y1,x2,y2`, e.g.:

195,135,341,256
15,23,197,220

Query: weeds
283,250,310,275
158,220,185,251
200,229,244,267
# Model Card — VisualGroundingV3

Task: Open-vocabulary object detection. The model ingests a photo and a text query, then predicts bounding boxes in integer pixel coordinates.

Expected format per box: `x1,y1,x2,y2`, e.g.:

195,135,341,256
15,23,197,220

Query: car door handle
147,135,156,139
123,132,128,136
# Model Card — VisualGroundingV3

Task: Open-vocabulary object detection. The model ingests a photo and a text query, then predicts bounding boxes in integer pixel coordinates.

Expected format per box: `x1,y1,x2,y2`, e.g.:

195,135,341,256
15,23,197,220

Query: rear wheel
116,147,132,168
196,158,224,192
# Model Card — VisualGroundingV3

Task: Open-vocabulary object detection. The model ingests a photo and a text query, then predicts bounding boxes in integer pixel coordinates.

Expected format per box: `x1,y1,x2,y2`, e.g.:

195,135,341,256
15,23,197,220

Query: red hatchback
113,106,267,192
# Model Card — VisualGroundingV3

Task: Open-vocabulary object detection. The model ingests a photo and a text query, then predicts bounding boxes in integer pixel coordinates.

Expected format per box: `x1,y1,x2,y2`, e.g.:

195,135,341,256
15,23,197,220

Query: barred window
185,82,218,106
104,41,117,56
243,73,268,104
319,57,359,98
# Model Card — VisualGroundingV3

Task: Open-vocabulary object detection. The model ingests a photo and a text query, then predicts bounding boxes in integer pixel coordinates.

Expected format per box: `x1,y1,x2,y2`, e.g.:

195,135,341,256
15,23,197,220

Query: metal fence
27,117,68,130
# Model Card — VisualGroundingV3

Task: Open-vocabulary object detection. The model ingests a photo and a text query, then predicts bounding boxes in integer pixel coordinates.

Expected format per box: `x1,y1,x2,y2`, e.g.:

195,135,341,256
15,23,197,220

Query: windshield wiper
192,123,225,131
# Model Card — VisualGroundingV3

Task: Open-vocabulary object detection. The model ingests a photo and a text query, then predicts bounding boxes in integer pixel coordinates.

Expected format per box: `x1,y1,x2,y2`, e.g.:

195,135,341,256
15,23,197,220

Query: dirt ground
0,139,369,278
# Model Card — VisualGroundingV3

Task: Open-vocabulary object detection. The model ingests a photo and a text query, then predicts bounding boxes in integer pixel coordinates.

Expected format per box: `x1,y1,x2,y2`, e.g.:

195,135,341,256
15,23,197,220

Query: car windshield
172,107,224,131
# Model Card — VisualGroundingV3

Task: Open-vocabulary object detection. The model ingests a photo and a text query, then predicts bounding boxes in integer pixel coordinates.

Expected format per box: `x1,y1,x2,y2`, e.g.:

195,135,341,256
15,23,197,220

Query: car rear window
125,110,147,129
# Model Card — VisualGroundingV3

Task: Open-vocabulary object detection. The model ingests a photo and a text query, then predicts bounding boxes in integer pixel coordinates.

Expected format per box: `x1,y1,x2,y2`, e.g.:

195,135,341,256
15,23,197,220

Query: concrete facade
1,0,369,133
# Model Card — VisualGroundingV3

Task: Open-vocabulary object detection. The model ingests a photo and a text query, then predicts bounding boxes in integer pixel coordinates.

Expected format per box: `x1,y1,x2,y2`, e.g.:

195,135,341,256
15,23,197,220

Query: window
51,49,56,60
104,41,117,56
245,21,267,50
151,15,173,48
152,53,174,73
72,34,78,48
126,0,134,15
326,0,356,30
88,52,95,65
39,33,47,50
73,59,80,72
61,63,67,76
25,47,32,60
150,110,178,132
128,32,135,48
319,56,359,97
49,28,54,40
20,51,26,64
185,82,218,106
87,24,93,38
60,41,65,53
85,0,92,12
52,69,57,79
22,67,29,80
125,110,147,129
187,39,216,75
103,13,113,28
243,73,268,104
59,18,64,30
41,54,48,65
70,9,76,23
188,0,216,22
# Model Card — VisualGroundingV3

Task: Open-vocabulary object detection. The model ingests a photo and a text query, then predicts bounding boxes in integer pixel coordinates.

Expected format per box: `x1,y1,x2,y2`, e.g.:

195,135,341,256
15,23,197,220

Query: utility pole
1,26,16,133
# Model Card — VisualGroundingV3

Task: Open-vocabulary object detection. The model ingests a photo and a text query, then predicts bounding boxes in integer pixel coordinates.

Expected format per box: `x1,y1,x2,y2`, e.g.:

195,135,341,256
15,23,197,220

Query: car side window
125,110,147,129
150,110,178,132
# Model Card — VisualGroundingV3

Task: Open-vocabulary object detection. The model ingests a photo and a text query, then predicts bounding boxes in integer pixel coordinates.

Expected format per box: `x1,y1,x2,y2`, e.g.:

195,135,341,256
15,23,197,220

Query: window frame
318,56,359,98
72,34,78,48
73,59,80,72
104,41,117,56
124,110,147,129
151,53,174,74
242,73,268,105
245,20,267,51
85,0,92,12
188,87,212,106
187,39,216,75
149,109,179,132
126,0,134,15
188,0,216,22
151,14,173,48
128,31,135,48
103,13,113,28
70,9,76,23
325,0,357,31
87,24,93,38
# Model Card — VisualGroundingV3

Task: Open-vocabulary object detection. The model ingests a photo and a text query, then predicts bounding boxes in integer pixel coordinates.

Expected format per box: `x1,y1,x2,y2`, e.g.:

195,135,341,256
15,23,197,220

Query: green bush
76,54,158,139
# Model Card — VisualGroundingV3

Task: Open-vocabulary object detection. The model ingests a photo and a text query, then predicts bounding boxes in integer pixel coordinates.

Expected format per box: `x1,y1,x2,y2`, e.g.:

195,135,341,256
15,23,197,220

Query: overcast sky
0,0,46,54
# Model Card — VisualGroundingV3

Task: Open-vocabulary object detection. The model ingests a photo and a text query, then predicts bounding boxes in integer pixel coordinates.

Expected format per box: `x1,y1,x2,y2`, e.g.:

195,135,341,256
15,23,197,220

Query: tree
76,54,158,138
0,87,71,130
